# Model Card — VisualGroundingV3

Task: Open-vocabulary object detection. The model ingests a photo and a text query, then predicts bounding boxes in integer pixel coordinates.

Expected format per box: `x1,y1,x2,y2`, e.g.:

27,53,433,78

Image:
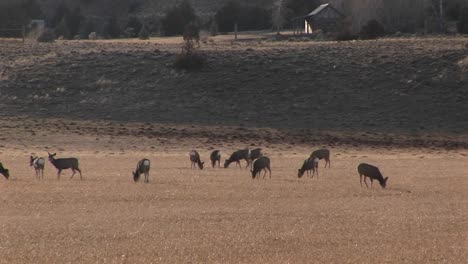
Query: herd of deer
0,148,389,189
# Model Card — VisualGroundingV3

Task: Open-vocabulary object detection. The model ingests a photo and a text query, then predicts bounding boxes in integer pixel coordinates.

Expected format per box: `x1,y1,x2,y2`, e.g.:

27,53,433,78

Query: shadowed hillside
0,36,467,148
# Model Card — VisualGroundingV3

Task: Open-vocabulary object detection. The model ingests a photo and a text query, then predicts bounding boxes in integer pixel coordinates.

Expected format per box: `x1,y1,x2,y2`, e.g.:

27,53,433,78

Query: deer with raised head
133,159,150,183
0,162,9,180
48,152,82,180
189,150,204,169
251,156,271,179
224,148,250,168
248,148,263,167
30,156,45,179
210,150,221,168
297,157,319,178
357,163,389,189
310,148,331,168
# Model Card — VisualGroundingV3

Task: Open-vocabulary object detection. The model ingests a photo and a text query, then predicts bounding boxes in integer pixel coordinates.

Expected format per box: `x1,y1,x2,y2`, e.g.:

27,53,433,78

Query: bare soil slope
1,37,467,134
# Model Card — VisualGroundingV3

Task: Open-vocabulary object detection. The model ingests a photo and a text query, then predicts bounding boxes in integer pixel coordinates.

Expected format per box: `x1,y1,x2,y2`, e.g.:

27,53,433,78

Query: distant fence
0,27,25,42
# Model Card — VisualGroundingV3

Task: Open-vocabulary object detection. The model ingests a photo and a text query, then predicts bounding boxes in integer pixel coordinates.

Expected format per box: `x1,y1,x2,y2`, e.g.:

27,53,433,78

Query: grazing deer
297,157,319,178
0,162,9,179
310,148,331,168
30,156,45,179
224,148,250,168
357,163,389,189
210,150,221,168
133,159,150,183
251,156,271,179
248,148,263,167
189,150,204,169
48,152,82,180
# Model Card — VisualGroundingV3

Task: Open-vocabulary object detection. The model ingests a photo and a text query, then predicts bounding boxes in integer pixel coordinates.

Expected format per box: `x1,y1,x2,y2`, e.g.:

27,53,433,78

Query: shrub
360,19,386,39
138,24,150,40
37,28,55,42
175,23,206,70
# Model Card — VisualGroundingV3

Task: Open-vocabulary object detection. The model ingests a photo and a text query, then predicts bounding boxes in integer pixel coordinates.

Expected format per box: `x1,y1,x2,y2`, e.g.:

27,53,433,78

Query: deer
357,163,389,189
48,152,82,180
224,148,250,168
251,156,271,179
210,150,221,168
248,148,263,167
189,150,204,169
0,162,9,180
310,148,331,168
297,157,319,178
30,156,45,179
133,159,150,183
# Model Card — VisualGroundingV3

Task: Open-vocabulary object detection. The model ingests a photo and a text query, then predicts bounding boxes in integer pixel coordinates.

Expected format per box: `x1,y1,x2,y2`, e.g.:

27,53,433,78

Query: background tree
161,0,197,36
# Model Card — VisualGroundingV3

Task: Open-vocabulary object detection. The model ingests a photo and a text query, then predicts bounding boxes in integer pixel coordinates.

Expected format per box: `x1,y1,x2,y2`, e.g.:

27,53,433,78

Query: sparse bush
37,28,55,42
138,24,150,40
360,19,386,39
175,23,206,71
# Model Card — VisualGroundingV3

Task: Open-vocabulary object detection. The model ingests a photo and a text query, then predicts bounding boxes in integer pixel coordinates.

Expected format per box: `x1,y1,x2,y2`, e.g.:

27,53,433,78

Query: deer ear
384,177,389,182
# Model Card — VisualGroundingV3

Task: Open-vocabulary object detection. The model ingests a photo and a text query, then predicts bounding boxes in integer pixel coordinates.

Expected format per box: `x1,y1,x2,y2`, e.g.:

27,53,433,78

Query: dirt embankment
0,37,467,148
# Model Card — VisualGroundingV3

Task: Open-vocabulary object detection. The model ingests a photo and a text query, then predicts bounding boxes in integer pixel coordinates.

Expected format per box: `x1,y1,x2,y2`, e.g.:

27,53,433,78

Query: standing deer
0,162,9,179
189,150,204,169
224,148,250,168
133,159,150,183
48,152,82,180
251,156,271,179
30,156,45,179
297,157,319,178
357,163,389,189
310,148,331,168
210,150,221,168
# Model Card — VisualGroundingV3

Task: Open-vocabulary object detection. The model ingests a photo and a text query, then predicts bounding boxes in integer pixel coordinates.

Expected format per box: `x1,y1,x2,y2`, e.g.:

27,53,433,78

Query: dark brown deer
133,159,150,183
310,148,331,168
30,156,45,179
48,152,82,180
297,157,319,178
224,148,250,168
189,150,204,169
210,150,221,168
251,156,271,179
248,148,263,167
357,163,389,189
0,162,9,179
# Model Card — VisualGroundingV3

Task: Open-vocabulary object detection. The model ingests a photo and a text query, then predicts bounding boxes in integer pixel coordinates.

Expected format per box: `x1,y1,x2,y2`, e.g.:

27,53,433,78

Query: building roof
307,3,330,16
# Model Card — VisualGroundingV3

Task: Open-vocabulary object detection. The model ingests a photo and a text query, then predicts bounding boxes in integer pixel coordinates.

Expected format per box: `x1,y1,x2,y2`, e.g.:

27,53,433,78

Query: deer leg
363,176,369,188
359,174,363,187
71,169,76,179
75,168,82,180
57,169,62,180
263,169,267,179
268,167,271,179
370,178,374,188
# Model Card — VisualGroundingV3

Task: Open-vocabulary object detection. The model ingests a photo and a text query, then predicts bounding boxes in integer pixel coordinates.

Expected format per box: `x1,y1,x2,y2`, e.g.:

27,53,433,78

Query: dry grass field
0,122,467,263
0,35,467,263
